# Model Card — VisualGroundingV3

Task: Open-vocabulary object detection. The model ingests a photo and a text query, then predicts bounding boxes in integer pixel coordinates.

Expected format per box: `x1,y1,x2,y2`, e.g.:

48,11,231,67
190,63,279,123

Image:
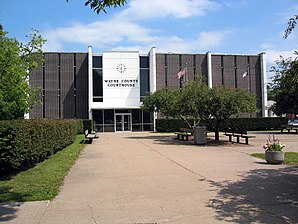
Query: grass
0,134,86,203
252,152,298,166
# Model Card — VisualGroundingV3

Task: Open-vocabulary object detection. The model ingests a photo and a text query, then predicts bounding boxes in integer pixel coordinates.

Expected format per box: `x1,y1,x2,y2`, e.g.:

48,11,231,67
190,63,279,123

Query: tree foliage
66,0,127,14
270,55,298,116
284,15,298,39
0,27,46,120
141,88,181,118
142,78,258,141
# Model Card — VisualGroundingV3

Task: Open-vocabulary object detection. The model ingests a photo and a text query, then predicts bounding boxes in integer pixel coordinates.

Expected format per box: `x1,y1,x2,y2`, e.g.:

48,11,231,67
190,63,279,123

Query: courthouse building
29,46,267,132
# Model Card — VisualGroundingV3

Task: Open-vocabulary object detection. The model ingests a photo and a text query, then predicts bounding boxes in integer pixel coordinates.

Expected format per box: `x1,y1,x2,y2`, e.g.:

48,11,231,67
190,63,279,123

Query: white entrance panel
98,51,140,109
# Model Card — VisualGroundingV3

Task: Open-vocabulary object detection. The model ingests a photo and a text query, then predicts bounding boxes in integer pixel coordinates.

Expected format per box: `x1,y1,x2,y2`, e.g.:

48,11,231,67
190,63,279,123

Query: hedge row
0,119,91,175
156,117,288,132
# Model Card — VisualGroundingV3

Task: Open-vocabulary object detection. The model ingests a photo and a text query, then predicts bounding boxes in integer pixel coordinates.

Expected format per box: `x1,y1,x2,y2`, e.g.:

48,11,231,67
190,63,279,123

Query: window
93,56,103,102
104,110,114,132
93,56,102,68
140,56,150,100
140,56,149,68
93,69,103,102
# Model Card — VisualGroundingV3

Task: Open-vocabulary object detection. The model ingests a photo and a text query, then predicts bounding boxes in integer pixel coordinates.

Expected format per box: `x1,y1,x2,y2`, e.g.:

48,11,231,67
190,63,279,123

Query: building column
88,46,93,120
260,52,268,117
149,47,157,132
207,51,212,88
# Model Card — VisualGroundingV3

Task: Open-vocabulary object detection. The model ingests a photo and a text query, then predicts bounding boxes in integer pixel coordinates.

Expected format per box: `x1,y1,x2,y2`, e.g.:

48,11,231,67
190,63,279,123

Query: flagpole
185,62,188,84
179,76,183,89
247,63,250,92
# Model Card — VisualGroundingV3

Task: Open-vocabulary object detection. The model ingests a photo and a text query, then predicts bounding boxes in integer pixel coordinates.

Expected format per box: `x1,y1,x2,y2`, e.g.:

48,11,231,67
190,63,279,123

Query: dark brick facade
30,51,263,119
30,53,89,119
156,53,263,116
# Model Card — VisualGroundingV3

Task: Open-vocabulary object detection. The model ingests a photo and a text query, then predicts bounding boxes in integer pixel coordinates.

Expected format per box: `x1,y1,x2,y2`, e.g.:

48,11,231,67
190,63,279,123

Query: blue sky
1,0,298,67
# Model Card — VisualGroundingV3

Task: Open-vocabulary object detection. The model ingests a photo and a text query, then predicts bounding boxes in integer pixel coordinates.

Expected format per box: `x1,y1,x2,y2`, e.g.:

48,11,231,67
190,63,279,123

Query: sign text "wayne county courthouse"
104,79,138,87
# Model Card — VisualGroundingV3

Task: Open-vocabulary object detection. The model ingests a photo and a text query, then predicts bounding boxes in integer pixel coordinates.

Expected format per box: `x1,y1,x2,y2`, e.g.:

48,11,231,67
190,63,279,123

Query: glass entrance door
115,113,132,132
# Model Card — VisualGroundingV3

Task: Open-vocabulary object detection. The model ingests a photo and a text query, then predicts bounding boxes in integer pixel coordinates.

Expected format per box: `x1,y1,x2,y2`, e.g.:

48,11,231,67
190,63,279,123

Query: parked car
288,119,298,126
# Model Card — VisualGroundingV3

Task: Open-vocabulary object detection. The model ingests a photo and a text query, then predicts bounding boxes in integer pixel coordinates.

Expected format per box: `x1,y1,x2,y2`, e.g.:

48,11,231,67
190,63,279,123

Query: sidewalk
1,132,298,223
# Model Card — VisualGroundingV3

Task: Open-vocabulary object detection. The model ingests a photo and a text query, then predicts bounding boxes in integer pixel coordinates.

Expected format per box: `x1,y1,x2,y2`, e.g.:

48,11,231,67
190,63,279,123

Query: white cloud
42,0,224,52
195,30,232,51
264,50,297,80
42,11,232,53
118,0,219,20
43,19,156,51
265,50,296,65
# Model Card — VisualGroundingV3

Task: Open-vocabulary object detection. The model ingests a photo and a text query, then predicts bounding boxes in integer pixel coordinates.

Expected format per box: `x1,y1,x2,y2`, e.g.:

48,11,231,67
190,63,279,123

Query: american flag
177,67,187,79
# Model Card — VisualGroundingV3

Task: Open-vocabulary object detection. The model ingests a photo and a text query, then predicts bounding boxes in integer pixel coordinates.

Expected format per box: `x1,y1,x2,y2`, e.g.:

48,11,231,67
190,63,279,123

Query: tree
142,78,258,141
66,0,127,14
202,86,257,140
178,79,257,141
177,78,210,128
270,55,298,116
0,27,46,120
284,15,298,39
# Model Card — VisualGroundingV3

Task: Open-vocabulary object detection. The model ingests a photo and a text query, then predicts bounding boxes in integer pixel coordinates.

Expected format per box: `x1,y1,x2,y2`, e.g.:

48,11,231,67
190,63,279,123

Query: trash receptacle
194,126,207,145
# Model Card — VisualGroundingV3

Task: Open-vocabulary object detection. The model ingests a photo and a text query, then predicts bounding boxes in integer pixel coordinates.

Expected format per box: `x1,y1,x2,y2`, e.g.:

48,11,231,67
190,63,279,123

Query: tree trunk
215,130,220,141
214,122,221,141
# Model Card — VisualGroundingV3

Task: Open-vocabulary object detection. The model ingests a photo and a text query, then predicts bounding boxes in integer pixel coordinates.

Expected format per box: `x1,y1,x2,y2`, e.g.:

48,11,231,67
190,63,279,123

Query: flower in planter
263,135,285,152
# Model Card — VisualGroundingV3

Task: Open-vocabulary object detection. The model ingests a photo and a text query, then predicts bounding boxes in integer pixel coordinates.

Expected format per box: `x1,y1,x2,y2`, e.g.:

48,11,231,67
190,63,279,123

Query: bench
224,128,255,144
278,125,298,133
175,128,193,141
84,130,99,143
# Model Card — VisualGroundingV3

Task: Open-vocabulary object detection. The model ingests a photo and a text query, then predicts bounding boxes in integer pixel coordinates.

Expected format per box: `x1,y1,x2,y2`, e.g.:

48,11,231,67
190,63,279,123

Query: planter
265,151,285,164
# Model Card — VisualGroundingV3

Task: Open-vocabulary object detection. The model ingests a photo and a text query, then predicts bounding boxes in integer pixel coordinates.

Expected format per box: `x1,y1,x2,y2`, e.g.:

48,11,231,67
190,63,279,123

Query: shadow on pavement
207,166,298,223
0,186,24,222
126,134,241,147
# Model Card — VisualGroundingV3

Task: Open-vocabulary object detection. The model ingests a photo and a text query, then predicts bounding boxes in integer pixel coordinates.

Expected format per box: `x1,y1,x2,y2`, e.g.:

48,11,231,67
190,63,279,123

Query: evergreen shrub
0,119,78,175
156,117,288,132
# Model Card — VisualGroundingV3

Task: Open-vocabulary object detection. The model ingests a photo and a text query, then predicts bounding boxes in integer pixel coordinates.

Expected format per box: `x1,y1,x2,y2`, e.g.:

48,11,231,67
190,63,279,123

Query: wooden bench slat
224,128,255,144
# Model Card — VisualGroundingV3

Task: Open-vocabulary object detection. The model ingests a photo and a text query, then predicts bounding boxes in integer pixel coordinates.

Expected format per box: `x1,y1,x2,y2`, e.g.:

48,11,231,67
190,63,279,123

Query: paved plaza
1,131,298,224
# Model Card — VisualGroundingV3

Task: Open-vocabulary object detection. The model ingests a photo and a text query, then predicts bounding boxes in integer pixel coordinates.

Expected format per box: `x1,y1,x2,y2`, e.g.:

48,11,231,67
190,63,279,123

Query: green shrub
0,119,78,175
156,117,288,132
75,119,84,134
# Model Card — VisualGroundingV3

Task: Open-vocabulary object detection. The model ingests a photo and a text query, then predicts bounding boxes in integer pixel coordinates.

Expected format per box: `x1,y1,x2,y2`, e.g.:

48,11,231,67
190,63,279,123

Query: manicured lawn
252,152,298,166
0,134,86,203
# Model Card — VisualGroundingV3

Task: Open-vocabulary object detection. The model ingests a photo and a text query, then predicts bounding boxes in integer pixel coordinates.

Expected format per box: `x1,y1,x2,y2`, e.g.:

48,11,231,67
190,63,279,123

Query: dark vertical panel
250,56,262,116
195,54,208,81
181,54,194,82
60,53,75,118
211,55,222,87
29,66,43,118
167,54,180,89
223,55,235,87
236,56,249,91
249,56,260,94
44,53,59,119
76,53,88,119
156,54,166,90
234,56,238,88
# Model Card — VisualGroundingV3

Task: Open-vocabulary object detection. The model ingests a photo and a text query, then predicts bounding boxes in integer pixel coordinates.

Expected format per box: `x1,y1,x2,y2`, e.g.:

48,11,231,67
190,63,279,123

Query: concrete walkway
1,132,298,224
